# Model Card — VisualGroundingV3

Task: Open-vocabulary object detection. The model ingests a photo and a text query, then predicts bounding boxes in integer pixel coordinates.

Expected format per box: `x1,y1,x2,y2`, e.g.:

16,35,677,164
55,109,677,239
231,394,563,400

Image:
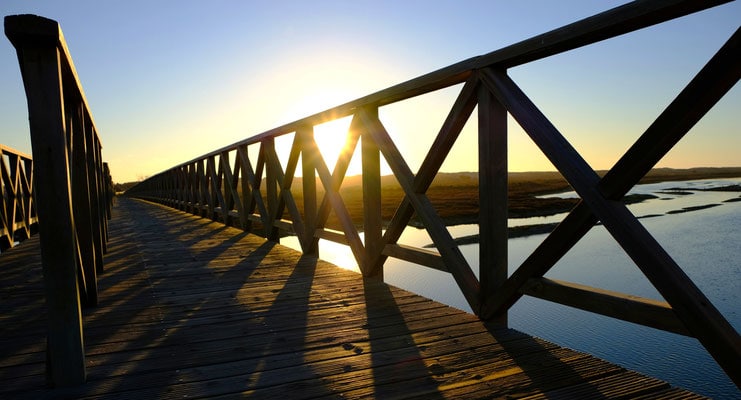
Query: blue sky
1,1,738,183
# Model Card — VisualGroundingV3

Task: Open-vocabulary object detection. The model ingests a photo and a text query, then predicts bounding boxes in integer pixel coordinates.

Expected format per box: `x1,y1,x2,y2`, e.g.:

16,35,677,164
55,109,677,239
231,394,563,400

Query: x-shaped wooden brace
303,115,367,269
11,154,33,231
0,155,16,238
479,27,740,385
262,135,307,245
233,144,271,234
357,77,482,310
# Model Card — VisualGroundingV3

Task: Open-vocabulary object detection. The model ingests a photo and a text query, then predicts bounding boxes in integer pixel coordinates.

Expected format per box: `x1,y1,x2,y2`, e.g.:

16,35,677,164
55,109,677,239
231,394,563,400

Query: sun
312,116,359,174
273,89,363,177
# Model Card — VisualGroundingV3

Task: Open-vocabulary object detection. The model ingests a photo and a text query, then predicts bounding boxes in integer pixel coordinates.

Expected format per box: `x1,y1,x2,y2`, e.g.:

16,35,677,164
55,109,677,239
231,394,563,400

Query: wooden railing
0,145,37,249
130,0,739,387
5,15,112,386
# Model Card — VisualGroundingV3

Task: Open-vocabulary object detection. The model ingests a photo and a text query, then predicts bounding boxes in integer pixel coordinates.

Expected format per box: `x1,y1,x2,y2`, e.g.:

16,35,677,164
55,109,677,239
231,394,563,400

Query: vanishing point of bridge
1,0,739,397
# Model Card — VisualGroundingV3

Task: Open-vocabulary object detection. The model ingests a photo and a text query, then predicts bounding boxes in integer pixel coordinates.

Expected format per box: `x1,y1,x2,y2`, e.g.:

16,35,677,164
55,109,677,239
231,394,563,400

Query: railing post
69,103,98,306
185,163,195,213
264,139,280,241
361,108,383,279
236,146,252,231
5,15,86,385
103,162,112,221
478,75,508,324
0,150,16,250
102,162,112,249
196,159,206,217
88,131,105,261
299,126,319,256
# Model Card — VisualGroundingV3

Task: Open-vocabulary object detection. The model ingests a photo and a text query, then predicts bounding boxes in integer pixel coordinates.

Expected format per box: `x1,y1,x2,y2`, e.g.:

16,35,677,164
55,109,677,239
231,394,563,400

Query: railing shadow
14,198,340,398
361,278,445,398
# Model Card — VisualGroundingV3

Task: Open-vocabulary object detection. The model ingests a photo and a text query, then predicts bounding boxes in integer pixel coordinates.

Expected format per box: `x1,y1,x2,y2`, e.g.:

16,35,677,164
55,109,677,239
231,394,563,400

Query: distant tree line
113,181,139,194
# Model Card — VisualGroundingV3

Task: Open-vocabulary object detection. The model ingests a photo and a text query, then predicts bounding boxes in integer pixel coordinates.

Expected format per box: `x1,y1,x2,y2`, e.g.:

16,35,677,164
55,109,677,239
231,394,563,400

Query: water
282,178,740,398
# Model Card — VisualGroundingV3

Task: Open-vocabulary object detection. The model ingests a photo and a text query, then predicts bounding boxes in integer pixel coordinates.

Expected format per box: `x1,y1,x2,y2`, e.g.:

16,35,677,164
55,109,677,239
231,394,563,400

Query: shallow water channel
282,178,740,398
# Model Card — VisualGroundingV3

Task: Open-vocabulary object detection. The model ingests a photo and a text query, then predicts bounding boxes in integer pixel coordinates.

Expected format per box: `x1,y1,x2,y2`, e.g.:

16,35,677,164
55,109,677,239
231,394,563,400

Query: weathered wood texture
125,0,740,385
0,198,707,399
0,145,37,250
5,14,114,386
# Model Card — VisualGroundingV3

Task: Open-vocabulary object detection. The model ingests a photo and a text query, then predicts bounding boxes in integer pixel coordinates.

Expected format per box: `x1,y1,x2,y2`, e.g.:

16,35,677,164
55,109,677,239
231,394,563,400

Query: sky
0,1,738,184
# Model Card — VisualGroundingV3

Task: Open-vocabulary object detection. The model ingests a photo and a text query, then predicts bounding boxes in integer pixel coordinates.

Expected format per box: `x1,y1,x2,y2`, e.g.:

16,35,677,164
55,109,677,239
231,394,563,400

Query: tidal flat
294,166,741,231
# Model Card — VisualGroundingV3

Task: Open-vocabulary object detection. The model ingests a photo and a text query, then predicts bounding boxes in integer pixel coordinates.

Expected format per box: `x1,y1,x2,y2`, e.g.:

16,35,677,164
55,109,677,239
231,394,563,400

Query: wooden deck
0,198,706,399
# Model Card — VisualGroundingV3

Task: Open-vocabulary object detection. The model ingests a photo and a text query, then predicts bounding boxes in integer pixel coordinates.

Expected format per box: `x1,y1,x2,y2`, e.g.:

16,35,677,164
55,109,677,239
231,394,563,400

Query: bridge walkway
0,198,703,399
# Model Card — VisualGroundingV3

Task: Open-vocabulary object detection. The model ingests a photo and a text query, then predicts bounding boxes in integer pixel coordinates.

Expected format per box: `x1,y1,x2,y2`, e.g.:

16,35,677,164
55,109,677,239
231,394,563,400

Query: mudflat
310,167,741,229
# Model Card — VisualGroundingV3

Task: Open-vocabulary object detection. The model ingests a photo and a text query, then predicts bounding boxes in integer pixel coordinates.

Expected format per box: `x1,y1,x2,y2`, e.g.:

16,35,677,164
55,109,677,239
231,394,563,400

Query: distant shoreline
288,166,741,231
428,181,740,247
404,167,741,228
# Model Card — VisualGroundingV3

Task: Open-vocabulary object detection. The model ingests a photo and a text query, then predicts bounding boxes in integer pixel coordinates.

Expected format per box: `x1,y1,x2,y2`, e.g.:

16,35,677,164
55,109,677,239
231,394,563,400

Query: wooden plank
69,102,98,306
521,278,690,336
196,159,207,217
219,152,235,225
187,162,197,214
314,228,349,245
88,126,105,266
272,219,293,232
522,371,676,399
382,243,447,273
263,139,280,240
477,74,508,325
235,145,252,229
361,107,383,278
299,126,319,255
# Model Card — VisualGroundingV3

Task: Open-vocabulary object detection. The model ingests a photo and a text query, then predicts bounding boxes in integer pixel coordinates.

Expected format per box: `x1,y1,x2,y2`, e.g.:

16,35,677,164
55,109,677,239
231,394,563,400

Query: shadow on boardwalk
0,198,702,399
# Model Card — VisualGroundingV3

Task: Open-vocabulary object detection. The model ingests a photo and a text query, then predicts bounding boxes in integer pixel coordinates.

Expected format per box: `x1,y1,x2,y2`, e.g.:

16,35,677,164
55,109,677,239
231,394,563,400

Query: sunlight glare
313,117,357,173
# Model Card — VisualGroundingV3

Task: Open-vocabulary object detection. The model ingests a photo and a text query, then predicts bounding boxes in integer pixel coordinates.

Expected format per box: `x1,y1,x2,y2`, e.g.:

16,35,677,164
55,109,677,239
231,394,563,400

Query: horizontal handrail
0,145,37,250
126,0,739,387
5,14,112,386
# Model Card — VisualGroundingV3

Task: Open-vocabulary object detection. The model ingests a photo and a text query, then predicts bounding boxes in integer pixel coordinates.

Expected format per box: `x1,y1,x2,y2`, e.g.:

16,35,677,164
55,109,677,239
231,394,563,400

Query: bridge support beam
477,76,508,325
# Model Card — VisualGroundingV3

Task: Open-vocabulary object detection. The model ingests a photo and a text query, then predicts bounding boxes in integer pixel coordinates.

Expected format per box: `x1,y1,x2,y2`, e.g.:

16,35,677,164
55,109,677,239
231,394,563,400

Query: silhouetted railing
130,0,739,387
5,15,112,386
0,145,36,249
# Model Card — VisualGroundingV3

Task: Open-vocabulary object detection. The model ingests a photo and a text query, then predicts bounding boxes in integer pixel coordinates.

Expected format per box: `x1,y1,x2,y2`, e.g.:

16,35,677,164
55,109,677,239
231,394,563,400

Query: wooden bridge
1,0,739,397
0,196,710,398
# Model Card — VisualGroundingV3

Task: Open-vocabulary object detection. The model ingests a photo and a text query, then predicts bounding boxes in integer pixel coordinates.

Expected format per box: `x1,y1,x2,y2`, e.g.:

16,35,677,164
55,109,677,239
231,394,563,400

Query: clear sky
1,1,738,183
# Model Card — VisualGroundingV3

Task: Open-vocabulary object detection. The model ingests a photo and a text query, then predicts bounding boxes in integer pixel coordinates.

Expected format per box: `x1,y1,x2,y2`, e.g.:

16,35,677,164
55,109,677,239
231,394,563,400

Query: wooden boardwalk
0,198,705,399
